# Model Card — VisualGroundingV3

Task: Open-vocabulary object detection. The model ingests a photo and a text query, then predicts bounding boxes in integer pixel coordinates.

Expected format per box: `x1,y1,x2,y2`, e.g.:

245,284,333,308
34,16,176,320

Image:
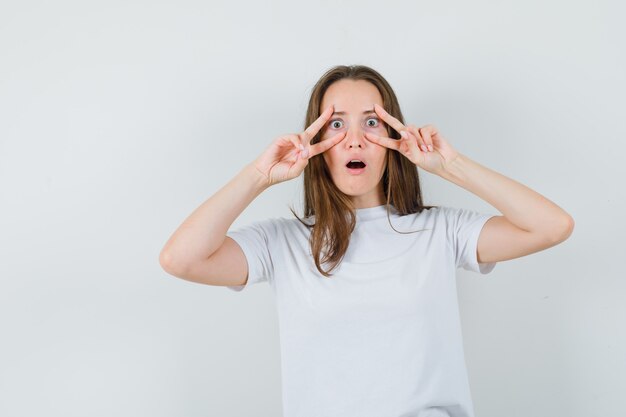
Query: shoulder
236,215,312,237
409,205,488,232
425,205,482,221
404,205,447,224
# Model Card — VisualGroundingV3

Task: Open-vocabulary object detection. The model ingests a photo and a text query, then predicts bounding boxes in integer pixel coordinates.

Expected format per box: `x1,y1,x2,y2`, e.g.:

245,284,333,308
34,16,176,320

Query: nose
345,126,367,149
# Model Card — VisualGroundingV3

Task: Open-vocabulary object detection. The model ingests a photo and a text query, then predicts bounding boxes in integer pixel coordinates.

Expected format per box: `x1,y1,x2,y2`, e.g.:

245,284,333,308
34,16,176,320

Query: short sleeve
443,206,498,274
225,218,276,292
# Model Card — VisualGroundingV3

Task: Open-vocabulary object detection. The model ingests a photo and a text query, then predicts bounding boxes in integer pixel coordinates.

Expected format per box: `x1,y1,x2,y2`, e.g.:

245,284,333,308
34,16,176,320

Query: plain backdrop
1,0,624,416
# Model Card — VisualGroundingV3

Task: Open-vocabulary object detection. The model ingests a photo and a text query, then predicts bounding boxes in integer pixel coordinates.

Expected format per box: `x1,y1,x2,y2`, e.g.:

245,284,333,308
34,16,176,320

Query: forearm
438,153,574,237
160,162,269,270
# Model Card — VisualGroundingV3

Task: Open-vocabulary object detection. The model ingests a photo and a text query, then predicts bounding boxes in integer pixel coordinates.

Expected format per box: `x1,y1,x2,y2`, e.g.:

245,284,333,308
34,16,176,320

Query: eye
365,117,380,127
329,119,343,129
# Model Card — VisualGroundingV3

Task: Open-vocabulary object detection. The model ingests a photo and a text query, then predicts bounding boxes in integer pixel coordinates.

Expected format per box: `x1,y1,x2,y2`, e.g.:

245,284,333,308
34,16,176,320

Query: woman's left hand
364,103,460,175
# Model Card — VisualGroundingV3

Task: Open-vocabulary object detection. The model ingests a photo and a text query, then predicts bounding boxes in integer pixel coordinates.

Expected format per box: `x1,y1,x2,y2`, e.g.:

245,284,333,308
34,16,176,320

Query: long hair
289,65,436,277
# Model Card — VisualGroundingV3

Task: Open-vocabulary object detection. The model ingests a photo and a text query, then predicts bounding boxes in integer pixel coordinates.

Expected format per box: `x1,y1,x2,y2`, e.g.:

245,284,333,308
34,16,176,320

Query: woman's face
319,79,389,209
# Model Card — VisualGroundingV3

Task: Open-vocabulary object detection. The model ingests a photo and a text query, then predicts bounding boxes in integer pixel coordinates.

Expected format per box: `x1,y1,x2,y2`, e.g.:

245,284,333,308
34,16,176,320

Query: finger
400,130,423,155
301,104,334,144
279,134,308,161
282,134,303,154
294,146,309,165
309,131,346,157
419,125,436,152
406,125,429,153
363,131,402,152
373,103,406,135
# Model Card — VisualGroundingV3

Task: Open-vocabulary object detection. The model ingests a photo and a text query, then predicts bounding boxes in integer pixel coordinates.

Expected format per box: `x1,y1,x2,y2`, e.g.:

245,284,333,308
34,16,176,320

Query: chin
337,184,375,197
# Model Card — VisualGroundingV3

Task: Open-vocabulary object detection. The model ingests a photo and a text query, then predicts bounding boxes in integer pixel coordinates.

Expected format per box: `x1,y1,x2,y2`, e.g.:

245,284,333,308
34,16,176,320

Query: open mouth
345,159,367,174
346,160,366,169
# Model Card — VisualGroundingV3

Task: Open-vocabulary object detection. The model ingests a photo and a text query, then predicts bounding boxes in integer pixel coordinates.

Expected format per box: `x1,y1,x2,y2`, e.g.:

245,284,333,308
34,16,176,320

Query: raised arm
158,163,269,283
364,104,574,265
159,105,346,285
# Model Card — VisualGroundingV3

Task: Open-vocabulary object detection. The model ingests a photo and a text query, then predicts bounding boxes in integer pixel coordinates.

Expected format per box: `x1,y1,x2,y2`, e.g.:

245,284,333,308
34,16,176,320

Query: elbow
159,249,186,276
551,214,575,243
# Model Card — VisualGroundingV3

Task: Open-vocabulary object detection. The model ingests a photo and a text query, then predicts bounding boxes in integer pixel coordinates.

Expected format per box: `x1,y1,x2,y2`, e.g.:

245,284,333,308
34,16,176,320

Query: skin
252,105,346,186
363,103,461,174
252,78,445,209
318,79,391,208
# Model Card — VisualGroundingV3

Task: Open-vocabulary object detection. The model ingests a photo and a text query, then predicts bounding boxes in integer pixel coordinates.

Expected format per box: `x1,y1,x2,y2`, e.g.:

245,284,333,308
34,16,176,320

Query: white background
1,0,624,416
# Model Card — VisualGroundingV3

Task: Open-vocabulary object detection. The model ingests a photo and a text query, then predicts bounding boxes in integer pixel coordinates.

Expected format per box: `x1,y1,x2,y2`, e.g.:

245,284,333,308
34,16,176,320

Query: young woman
160,65,574,417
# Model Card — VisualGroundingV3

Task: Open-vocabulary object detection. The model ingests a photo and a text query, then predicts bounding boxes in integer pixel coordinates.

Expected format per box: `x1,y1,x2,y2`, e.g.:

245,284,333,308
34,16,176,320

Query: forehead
320,79,383,112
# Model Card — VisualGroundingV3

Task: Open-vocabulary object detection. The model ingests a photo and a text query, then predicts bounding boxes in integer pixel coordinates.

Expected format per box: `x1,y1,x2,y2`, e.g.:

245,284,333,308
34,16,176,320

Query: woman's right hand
252,105,347,187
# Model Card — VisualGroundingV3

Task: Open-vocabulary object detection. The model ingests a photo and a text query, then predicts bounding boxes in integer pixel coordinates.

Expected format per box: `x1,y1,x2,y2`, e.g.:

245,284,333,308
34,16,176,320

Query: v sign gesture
363,103,460,175
253,105,346,186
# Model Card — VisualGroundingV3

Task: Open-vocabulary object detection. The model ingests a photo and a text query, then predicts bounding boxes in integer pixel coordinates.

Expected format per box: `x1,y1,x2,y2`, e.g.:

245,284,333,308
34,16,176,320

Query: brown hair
289,64,436,277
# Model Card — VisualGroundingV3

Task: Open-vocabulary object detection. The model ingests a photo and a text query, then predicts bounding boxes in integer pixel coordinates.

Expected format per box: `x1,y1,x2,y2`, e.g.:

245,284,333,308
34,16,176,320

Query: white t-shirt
226,204,497,417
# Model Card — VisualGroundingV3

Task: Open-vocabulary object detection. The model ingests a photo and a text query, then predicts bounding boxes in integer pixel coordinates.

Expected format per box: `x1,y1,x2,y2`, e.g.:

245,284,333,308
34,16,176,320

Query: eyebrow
331,108,376,116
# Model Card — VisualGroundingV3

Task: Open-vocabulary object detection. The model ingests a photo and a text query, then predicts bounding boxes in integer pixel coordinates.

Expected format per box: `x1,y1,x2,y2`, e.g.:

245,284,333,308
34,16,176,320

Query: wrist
242,163,271,193
438,153,468,183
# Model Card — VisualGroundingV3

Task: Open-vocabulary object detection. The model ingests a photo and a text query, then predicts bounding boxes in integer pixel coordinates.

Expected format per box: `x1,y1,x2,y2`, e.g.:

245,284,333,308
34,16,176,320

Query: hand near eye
364,103,460,175
252,105,346,187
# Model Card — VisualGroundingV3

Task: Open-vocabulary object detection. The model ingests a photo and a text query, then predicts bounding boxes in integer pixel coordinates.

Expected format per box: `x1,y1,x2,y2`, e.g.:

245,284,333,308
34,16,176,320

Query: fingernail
428,145,433,152
400,131,408,138
302,148,309,158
